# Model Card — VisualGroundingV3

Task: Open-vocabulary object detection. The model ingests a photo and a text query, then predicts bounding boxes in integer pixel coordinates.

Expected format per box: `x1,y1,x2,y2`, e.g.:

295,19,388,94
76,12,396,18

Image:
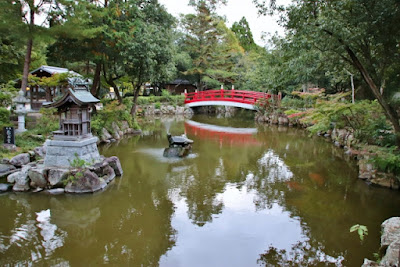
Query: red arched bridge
184,89,280,110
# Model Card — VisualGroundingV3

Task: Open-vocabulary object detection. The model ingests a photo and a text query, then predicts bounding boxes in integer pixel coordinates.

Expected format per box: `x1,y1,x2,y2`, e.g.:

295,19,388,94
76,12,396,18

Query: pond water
1,114,400,266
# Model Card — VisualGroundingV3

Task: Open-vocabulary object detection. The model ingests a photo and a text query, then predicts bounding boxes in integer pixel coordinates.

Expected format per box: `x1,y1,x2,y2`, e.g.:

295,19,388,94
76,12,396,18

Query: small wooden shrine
44,83,99,141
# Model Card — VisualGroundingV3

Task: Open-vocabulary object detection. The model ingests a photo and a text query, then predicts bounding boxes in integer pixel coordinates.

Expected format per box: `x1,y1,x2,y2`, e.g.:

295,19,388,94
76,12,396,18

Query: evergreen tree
231,17,257,51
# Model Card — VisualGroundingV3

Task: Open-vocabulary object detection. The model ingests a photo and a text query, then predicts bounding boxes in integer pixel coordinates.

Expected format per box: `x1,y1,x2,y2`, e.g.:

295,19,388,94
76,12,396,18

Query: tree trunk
45,87,51,102
20,6,35,93
108,79,122,104
20,38,33,93
91,63,101,96
345,45,400,144
130,84,142,116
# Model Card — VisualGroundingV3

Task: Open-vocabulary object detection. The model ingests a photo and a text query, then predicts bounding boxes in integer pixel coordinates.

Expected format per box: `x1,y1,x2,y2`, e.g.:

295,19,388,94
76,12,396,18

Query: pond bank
254,111,400,190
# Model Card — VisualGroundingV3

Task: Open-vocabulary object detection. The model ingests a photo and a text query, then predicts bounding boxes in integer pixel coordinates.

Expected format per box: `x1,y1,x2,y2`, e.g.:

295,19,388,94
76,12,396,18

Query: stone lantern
43,82,101,167
13,90,30,133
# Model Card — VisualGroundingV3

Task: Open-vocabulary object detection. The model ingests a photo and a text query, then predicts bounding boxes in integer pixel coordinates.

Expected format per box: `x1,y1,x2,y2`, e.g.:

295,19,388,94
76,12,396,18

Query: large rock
105,156,123,176
370,174,399,190
34,146,46,158
381,240,400,266
101,165,116,184
10,166,32,191
0,163,16,178
176,106,185,114
28,167,47,188
0,183,12,192
65,170,106,193
381,217,400,248
10,153,30,167
101,128,113,142
48,168,69,187
163,146,191,158
121,121,130,133
111,122,121,140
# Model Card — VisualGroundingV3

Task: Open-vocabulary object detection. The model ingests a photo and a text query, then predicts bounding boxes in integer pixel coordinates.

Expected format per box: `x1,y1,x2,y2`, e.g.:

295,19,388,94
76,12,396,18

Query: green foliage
64,154,88,185
135,95,185,106
231,17,257,51
32,108,58,135
0,81,18,107
370,147,400,176
0,108,11,128
154,102,161,109
350,224,368,241
91,101,132,137
299,96,396,147
281,96,311,110
181,1,242,89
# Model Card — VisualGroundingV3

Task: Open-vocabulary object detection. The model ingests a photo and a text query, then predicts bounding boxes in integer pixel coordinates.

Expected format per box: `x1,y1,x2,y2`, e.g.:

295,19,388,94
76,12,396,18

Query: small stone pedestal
44,136,101,167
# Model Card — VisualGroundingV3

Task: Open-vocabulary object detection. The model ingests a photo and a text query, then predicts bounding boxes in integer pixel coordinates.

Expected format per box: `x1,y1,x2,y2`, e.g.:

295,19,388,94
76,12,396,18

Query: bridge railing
184,89,277,105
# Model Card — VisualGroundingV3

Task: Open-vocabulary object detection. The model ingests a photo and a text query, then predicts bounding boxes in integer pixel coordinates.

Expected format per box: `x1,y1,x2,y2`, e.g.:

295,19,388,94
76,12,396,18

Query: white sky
158,0,289,46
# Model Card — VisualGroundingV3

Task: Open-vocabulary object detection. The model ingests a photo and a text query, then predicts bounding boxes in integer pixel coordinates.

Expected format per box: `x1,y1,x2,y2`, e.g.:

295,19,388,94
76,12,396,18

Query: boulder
10,153,30,167
48,168,69,187
0,163,17,178
361,259,381,267
0,183,12,192
101,165,116,184
381,240,400,266
10,166,32,191
176,106,185,114
101,128,113,142
111,122,121,140
65,170,106,193
105,156,123,176
45,188,65,195
358,158,375,180
121,121,130,133
381,217,400,248
370,174,399,190
278,116,289,125
28,167,48,189
34,146,46,158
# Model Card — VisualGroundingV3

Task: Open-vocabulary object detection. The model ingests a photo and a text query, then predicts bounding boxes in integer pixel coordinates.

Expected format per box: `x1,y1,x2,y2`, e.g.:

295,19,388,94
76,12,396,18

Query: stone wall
139,104,194,116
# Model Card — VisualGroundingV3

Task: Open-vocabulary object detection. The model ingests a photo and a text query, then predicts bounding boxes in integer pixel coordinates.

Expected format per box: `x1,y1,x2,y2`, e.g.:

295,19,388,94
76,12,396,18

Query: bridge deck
184,89,278,110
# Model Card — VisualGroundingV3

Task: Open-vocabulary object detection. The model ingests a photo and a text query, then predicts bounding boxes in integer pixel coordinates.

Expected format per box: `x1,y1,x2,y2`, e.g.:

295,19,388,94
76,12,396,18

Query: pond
1,114,400,266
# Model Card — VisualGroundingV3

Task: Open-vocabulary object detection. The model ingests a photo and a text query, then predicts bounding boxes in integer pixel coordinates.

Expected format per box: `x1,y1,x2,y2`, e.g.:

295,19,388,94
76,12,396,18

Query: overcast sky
158,0,288,46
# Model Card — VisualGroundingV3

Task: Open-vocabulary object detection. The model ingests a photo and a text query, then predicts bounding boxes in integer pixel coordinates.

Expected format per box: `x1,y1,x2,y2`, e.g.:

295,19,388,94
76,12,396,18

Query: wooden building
165,79,197,95
17,65,87,110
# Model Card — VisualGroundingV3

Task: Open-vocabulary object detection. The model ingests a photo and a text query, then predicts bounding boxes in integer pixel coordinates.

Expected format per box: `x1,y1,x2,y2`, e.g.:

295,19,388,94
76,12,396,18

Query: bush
32,108,58,135
370,146,400,176
154,102,161,109
91,101,133,137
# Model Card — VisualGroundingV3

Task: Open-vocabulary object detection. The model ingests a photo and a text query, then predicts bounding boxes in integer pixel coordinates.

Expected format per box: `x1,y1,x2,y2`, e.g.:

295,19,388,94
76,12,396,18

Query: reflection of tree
257,240,344,266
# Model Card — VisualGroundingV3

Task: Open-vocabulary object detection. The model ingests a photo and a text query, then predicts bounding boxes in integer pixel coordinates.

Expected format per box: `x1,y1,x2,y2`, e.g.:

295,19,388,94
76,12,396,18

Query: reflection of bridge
185,120,261,146
184,90,279,110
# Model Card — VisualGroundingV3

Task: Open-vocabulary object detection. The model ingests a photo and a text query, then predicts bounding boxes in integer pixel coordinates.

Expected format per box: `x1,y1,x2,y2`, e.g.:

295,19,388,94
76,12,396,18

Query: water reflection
1,115,400,266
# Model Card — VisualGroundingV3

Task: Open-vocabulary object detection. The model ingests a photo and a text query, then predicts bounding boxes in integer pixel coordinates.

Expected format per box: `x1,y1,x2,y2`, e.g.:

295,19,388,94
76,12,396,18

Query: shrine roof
44,88,100,108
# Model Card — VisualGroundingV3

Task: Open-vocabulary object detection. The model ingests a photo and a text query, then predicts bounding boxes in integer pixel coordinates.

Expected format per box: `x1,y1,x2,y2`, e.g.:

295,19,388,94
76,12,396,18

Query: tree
108,0,175,115
0,0,66,92
181,0,243,89
231,17,257,51
255,0,400,143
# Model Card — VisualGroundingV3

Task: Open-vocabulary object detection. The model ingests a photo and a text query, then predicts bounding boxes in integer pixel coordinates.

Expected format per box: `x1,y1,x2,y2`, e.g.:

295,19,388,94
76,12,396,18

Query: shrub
91,101,133,136
154,102,161,109
370,146,400,176
32,108,58,135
